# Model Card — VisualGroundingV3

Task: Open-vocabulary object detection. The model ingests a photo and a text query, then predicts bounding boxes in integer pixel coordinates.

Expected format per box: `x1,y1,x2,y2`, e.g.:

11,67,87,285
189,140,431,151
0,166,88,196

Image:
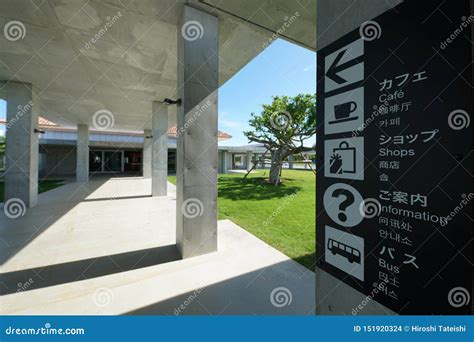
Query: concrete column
288,155,294,169
226,152,233,172
152,102,168,196
143,129,152,179
176,5,218,258
246,151,252,172
2,81,38,208
222,151,228,173
76,124,89,182
223,151,232,173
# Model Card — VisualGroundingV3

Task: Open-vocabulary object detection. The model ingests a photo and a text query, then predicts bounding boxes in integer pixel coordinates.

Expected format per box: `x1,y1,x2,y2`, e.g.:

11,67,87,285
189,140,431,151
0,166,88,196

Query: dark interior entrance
124,151,142,173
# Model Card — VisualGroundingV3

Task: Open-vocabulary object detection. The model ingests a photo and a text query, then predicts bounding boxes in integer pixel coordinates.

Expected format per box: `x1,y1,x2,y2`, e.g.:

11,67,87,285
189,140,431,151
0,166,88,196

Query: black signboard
316,0,472,314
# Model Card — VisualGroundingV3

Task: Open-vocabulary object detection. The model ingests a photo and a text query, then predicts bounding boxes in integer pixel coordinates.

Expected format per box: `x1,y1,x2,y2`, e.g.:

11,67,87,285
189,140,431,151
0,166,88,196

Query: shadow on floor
0,244,180,295
0,176,156,266
125,259,315,316
82,194,152,202
293,251,316,272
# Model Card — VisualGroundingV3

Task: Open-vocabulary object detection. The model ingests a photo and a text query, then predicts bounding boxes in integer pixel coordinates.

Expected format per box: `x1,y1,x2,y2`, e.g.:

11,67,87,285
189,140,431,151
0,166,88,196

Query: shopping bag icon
330,141,356,174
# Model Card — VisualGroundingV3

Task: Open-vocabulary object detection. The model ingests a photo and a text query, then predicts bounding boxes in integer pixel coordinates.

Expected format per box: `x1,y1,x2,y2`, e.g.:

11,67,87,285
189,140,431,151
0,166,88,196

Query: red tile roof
0,117,232,140
38,117,59,127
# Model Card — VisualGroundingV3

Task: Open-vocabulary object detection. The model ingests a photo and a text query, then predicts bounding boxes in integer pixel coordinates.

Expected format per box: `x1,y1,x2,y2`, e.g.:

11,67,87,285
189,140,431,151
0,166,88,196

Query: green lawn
0,180,65,202
168,170,316,270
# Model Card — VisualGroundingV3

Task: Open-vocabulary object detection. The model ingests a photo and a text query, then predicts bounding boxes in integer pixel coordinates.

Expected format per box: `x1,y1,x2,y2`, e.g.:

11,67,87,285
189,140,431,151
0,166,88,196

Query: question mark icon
332,189,355,222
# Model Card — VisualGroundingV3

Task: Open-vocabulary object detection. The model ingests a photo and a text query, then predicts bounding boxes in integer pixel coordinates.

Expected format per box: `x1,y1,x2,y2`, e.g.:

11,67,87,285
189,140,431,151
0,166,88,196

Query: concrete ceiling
198,0,316,51
0,0,316,131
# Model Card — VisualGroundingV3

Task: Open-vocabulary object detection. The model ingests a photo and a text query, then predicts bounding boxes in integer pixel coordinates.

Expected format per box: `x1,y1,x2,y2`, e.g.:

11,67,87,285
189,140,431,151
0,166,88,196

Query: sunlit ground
169,170,316,271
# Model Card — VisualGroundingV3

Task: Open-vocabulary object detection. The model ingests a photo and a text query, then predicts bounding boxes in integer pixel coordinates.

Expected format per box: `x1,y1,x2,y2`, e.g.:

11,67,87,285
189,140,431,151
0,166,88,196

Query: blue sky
218,39,316,146
0,39,316,142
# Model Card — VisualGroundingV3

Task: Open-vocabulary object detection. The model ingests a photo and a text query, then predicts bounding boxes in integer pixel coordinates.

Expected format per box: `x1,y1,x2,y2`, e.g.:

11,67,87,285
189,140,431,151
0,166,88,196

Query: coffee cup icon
329,101,358,124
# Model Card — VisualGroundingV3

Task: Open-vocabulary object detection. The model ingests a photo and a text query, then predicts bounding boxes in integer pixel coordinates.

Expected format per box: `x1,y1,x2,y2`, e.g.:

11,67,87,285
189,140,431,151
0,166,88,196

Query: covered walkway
0,177,314,315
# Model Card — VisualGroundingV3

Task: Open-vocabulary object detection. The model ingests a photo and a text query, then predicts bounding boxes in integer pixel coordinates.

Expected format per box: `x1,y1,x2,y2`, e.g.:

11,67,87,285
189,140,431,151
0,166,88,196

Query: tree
244,94,316,185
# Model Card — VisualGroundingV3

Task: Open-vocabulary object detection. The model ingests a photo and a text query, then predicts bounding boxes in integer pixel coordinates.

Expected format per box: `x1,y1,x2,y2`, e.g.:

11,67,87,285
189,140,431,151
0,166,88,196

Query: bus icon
327,238,361,264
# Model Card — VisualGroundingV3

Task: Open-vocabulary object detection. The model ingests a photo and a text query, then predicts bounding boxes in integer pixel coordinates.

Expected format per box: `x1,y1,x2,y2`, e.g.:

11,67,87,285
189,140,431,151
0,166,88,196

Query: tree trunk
269,149,283,185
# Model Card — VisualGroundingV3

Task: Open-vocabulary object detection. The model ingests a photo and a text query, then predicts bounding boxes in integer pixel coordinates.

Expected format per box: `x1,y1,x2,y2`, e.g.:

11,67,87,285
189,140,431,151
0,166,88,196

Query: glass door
89,151,103,173
103,151,122,173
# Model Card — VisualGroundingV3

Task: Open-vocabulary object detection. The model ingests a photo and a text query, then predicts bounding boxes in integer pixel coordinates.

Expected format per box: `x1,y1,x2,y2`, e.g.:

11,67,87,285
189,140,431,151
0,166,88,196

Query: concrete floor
0,177,315,315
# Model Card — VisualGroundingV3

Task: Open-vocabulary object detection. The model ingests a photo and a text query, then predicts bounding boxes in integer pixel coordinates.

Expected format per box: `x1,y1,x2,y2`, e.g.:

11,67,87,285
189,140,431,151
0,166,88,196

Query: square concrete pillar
76,124,89,182
2,81,38,208
222,151,229,173
152,102,168,196
288,155,294,169
176,5,218,258
227,152,233,171
143,129,152,179
246,151,253,171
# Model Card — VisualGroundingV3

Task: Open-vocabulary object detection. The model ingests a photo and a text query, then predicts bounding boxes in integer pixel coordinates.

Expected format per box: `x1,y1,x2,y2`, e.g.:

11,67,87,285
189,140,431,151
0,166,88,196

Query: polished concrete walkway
0,177,315,315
